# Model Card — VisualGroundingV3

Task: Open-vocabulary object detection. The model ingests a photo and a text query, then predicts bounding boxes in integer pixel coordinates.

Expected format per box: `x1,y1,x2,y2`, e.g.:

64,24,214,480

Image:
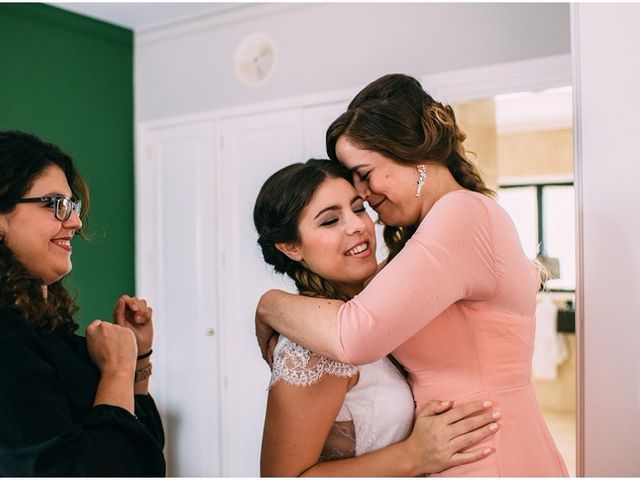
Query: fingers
449,446,495,468
416,400,454,417
258,327,269,363
86,319,103,333
266,333,279,367
256,313,276,365
450,409,501,438
113,297,126,326
450,420,500,454
86,319,135,344
87,319,123,333
120,295,153,325
260,339,269,364
441,399,494,425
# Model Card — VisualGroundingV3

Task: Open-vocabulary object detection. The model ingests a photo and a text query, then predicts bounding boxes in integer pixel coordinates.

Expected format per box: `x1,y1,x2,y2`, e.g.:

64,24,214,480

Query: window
497,182,575,291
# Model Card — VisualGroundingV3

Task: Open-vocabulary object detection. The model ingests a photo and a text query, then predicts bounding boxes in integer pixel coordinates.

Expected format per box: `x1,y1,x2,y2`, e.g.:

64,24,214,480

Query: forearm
134,357,151,395
300,440,421,477
94,369,135,414
258,290,345,361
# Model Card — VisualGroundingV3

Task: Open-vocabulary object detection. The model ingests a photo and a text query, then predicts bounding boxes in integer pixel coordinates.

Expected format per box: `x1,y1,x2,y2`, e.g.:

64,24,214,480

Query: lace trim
269,340,358,389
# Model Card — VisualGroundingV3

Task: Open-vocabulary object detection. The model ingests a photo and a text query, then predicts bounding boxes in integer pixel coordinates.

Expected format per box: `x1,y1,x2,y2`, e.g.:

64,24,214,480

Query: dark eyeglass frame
14,195,82,222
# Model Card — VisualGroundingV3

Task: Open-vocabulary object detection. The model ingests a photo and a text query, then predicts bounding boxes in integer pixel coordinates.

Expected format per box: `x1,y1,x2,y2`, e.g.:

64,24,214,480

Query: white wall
135,2,570,121
573,3,640,476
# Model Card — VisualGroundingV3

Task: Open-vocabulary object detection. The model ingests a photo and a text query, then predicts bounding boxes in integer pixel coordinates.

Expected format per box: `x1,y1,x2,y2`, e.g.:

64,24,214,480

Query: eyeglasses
14,195,82,222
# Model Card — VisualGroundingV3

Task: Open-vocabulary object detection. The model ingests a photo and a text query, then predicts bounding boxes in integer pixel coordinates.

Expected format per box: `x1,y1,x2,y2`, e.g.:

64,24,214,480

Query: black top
0,306,166,477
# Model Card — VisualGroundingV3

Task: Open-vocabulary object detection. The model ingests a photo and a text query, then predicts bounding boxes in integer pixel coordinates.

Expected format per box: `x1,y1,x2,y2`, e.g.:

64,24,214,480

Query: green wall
0,3,134,331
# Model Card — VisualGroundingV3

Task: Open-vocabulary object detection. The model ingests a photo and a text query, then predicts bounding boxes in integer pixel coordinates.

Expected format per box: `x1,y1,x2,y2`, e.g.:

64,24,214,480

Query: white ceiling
50,2,245,31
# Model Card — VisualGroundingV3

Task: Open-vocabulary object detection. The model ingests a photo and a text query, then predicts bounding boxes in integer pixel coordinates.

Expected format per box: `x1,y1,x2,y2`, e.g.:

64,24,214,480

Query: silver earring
415,165,427,197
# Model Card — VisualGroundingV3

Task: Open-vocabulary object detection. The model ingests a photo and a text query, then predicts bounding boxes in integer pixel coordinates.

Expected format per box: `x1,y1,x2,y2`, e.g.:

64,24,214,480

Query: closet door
217,109,303,476
137,121,221,476
302,101,349,158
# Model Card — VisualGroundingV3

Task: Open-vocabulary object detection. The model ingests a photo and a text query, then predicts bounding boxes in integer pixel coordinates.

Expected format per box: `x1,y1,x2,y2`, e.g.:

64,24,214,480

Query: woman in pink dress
255,160,500,476
256,74,569,476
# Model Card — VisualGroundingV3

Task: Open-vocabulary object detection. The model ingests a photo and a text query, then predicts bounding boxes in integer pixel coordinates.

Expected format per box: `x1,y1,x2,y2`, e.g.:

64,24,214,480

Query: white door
137,121,221,476
137,99,358,476
302,101,349,158
217,108,304,476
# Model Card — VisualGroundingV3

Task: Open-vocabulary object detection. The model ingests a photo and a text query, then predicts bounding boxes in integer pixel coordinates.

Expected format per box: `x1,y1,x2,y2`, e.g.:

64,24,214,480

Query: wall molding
139,54,573,133
422,54,573,104
138,84,359,131
136,3,314,46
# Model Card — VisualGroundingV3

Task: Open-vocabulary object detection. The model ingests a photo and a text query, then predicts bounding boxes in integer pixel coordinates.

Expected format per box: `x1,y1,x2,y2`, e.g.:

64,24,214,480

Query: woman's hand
256,318,279,367
403,399,501,475
113,295,153,355
85,319,137,375
86,320,138,413
256,291,279,366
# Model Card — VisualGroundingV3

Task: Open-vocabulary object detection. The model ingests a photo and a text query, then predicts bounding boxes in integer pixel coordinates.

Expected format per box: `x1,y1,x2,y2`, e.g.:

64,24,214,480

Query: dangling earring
415,165,427,197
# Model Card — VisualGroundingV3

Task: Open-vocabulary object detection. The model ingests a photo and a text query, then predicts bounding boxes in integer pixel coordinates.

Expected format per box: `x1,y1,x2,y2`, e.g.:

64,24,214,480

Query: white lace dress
269,335,415,461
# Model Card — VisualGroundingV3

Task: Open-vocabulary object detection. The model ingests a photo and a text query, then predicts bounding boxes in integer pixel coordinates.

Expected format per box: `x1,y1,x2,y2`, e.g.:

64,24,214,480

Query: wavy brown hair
0,130,90,334
326,73,494,261
253,159,354,302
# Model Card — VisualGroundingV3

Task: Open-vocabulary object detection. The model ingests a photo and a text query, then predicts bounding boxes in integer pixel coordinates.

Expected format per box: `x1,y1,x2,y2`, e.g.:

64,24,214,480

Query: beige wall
498,129,573,179
454,99,499,189
454,97,572,184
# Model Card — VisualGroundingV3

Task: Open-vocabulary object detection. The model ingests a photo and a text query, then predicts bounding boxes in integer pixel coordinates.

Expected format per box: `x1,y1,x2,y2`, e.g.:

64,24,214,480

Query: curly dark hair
0,130,89,333
326,73,494,261
253,159,354,302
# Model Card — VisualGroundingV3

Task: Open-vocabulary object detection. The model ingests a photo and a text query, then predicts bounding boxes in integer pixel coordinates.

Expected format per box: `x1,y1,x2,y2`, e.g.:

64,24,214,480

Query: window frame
499,181,575,293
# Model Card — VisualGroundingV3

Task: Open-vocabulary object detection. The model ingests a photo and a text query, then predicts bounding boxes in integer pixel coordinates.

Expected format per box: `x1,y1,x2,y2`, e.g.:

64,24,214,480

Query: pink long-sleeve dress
336,190,568,476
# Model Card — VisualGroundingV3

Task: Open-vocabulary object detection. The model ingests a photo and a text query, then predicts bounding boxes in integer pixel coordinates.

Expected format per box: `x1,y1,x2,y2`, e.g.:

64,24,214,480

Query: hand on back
405,399,500,474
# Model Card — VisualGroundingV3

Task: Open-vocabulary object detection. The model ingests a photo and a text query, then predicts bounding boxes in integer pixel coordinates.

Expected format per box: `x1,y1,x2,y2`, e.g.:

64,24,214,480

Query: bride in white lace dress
253,160,500,476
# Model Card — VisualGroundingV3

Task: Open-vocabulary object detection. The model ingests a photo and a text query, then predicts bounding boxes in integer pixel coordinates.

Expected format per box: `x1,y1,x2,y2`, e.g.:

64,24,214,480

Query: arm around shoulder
256,289,345,362
336,191,499,365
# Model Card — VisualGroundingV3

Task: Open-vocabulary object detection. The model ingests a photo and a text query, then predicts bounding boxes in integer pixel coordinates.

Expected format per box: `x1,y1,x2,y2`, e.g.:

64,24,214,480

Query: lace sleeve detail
269,340,358,389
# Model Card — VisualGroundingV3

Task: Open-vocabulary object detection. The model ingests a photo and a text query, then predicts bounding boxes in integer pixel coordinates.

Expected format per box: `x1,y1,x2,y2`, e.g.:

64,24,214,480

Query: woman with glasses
0,130,165,476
